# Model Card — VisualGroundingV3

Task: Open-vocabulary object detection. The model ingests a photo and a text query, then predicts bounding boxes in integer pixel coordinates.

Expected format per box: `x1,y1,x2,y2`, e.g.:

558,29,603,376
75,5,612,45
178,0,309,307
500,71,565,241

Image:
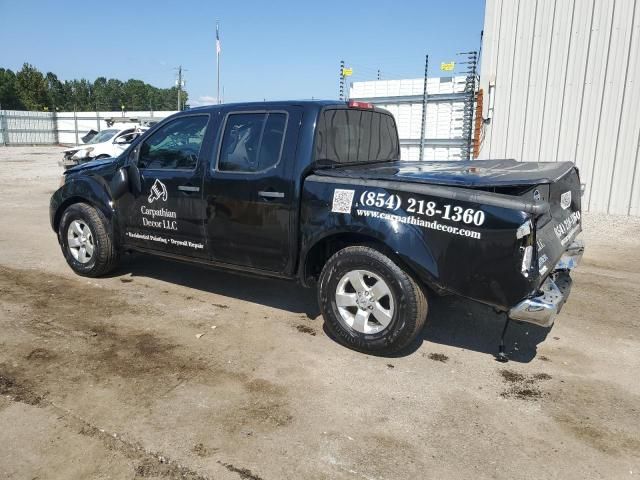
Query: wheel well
53,197,94,232
303,233,412,286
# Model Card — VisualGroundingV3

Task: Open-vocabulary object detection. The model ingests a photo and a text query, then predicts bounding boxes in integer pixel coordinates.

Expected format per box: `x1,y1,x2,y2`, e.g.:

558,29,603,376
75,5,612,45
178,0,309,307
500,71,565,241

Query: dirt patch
192,443,217,458
218,462,264,480
26,347,57,362
499,369,551,400
427,353,449,363
0,367,44,405
500,370,525,383
0,265,293,436
545,377,640,456
295,324,316,336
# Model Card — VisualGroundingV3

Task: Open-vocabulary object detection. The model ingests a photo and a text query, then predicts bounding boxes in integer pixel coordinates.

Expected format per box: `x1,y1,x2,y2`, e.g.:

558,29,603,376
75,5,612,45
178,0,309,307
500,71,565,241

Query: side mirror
115,136,130,144
127,163,142,194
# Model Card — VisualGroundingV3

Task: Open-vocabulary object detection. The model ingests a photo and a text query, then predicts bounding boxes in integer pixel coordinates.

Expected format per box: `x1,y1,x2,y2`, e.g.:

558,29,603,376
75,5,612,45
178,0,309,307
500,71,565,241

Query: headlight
71,147,94,159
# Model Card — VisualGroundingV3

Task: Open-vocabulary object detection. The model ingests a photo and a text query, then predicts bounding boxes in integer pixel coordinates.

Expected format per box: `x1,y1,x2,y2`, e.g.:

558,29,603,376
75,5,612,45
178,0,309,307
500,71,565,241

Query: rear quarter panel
301,177,537,310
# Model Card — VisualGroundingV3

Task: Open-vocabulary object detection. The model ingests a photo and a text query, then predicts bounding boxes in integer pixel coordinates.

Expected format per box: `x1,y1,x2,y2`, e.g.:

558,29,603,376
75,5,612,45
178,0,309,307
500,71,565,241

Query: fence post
0,105,8,146
0,104,4,146
74,107,79,146
53,109,59,145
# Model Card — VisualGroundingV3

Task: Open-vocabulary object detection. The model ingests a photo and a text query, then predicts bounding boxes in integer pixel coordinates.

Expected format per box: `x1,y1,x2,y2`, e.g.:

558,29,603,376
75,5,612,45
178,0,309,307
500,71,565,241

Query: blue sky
0,0,485,106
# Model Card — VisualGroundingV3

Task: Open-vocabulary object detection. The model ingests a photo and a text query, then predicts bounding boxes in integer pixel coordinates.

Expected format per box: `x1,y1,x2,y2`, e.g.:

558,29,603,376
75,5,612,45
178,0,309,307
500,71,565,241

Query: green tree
1,63,185,111
15,63,48,110
0,68,25,109
45,72,65,110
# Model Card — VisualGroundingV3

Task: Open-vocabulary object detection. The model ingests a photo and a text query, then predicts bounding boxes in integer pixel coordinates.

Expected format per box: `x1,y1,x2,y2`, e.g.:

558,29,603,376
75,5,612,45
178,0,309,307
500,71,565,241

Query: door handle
178,185,200,193
258,191,284,199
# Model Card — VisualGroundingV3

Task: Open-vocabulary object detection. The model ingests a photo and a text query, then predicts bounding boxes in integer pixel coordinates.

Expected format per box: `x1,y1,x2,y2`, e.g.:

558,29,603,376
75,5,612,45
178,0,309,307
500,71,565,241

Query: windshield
86,129,118,144
314,109,399,166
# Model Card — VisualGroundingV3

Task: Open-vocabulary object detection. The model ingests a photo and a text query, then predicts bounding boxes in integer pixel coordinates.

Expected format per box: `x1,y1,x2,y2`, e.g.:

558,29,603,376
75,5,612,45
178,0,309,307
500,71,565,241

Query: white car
60,125,148,169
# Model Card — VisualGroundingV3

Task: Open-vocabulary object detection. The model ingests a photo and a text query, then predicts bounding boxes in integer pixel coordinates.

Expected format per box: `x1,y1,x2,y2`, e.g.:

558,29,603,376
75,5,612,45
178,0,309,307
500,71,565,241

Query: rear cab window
314,108,399,165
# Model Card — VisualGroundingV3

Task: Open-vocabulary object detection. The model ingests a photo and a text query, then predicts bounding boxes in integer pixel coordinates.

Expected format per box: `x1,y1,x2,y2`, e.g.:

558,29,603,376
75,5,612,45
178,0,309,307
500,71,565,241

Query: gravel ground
0,146,639,480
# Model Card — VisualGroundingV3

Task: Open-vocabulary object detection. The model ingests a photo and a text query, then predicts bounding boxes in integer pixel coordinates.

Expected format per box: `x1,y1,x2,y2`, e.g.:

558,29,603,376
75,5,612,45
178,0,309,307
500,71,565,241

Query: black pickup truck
50,100,584,355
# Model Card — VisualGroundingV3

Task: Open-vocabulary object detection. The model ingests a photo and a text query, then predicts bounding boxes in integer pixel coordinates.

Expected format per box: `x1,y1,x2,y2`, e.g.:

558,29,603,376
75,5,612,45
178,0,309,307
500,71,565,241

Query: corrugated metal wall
479,0,640,215
350,77,469,160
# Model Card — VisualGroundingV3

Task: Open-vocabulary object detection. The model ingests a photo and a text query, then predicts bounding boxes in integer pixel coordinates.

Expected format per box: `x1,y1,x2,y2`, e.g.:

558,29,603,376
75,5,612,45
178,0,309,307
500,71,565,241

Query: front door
203,106,302,273
122,114,212,259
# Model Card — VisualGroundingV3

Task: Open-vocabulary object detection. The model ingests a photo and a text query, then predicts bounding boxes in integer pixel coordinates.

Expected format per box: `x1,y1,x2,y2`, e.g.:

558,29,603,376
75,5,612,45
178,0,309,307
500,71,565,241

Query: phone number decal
358,191,486,226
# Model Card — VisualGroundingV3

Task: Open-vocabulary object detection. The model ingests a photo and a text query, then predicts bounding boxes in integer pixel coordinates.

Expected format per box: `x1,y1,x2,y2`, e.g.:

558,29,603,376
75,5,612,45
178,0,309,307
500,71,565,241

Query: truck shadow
116,253,320,318
117,254,550,363
413,295,552,363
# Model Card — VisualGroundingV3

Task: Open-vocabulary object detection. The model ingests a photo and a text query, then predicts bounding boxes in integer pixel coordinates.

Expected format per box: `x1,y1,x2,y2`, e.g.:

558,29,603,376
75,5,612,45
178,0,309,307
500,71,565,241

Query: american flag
216,23,221,55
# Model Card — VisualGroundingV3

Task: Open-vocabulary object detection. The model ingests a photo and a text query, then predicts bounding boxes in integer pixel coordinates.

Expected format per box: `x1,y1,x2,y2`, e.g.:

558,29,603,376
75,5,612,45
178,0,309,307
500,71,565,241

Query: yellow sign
342,67,353,77
441,61,455,72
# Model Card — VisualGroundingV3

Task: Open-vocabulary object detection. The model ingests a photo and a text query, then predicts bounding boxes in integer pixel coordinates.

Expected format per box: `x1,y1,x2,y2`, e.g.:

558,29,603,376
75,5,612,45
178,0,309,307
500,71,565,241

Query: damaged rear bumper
508,239,584,328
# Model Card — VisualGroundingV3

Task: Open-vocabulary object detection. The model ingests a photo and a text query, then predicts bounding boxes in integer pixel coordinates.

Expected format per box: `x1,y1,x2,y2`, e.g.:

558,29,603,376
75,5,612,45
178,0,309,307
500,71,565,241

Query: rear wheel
318,246,428,354
58,203,119,277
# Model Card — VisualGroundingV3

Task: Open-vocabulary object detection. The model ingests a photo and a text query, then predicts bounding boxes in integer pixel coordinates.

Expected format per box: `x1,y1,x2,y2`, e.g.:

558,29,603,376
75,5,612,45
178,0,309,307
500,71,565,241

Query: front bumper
508,239,584,328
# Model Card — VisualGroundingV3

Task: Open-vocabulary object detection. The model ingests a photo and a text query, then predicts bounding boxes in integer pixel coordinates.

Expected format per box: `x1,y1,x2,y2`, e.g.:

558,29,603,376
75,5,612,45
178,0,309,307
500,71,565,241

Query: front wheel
58,203,120,277
318,246,428,354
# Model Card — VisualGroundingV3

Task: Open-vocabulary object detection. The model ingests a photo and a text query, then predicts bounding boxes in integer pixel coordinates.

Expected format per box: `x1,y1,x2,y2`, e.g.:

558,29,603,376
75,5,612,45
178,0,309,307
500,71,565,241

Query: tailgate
534,166,583,278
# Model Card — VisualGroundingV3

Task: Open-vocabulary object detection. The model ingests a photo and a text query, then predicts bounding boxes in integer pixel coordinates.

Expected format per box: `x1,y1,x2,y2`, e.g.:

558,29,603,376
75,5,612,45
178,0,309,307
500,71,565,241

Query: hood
64,156,118,174
314,159,576,188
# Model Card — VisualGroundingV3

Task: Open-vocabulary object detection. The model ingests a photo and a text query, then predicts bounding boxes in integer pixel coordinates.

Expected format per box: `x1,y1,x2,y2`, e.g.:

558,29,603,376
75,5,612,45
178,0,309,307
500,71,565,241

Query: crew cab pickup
50,100,584,354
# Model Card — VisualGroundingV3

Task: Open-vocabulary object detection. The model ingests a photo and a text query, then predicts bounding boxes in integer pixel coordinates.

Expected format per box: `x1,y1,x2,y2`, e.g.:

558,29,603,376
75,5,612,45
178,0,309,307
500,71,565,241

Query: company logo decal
148,179,168,203
533,189,541,201
560,191,572,210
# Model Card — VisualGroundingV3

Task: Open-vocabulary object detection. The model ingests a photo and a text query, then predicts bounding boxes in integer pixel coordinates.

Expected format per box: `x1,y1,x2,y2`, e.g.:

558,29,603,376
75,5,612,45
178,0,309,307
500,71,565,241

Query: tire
58,203,120,277
318,246,428,354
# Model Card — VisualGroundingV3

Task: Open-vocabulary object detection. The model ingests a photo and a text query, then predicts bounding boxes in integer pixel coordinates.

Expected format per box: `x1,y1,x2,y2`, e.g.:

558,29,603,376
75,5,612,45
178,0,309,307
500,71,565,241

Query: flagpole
216,21,220,104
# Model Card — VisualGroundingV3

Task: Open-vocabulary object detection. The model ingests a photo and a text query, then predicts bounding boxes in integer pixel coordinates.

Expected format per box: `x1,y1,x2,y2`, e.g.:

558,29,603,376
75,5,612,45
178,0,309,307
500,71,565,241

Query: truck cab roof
185,100,384,113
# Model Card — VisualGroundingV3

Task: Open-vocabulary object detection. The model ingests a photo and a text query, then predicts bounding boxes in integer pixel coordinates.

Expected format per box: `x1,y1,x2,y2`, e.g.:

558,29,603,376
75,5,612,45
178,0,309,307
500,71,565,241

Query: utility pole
419,54,429,161
177,65,183,111
216,21,221,104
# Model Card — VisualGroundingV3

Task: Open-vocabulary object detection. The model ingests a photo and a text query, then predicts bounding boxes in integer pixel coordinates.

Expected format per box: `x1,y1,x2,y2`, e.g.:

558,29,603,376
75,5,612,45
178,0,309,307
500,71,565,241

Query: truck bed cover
314,159,576,188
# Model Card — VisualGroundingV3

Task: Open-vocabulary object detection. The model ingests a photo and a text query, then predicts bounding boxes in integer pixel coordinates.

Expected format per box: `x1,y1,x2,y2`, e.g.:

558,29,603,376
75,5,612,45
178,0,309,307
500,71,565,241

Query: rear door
202,106,303,273
121,114,212,259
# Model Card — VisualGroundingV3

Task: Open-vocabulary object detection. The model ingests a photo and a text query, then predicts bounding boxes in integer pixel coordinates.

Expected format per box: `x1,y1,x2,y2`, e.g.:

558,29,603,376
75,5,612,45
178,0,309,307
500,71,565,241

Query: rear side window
218,112,287,172
138,115,208,170
314,109,399,164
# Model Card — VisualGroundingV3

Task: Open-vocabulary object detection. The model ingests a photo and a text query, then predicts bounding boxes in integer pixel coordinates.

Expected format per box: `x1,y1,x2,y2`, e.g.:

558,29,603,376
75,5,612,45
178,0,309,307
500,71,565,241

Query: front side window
218,112,287,172
138,115,208,170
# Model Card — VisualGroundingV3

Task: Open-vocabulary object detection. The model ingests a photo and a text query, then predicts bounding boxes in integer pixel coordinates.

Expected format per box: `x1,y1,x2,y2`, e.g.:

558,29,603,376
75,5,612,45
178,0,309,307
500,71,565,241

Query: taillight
348,100,374,109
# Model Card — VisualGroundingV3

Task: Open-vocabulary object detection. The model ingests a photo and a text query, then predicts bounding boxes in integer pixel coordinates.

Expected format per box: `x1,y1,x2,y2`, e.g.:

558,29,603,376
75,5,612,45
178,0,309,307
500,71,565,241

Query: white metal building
479,0,640,215
349,77,469,160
